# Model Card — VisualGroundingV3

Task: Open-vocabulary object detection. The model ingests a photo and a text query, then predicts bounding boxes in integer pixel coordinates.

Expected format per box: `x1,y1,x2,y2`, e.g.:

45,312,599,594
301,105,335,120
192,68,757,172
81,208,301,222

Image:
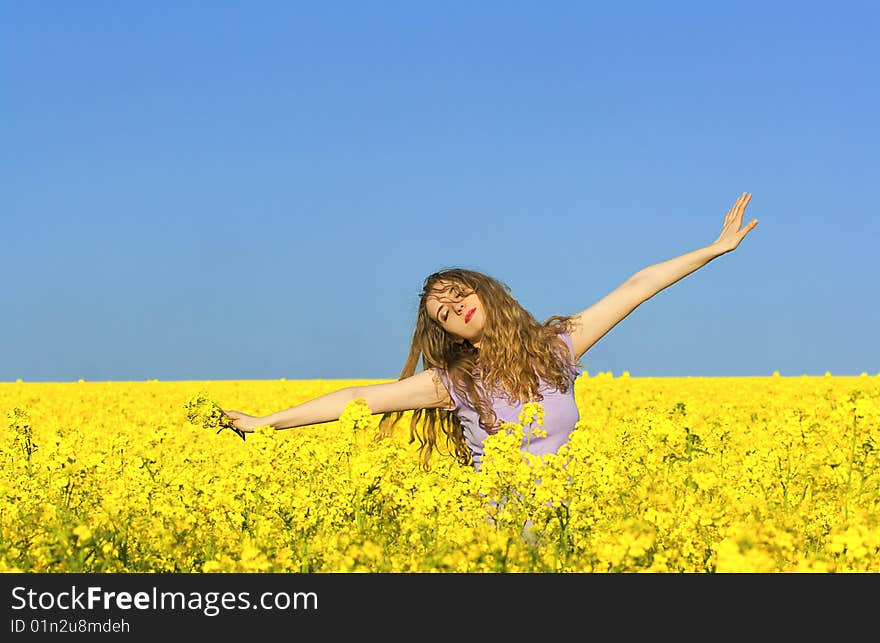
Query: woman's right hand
223,410,269,433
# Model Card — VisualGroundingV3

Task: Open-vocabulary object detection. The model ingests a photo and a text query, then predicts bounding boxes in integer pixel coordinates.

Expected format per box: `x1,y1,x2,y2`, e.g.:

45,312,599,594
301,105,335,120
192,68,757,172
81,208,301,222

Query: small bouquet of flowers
184,392,246,441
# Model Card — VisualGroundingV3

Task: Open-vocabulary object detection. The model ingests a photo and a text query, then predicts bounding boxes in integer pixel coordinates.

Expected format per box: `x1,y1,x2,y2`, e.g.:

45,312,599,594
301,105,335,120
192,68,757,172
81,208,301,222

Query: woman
225,192,759,470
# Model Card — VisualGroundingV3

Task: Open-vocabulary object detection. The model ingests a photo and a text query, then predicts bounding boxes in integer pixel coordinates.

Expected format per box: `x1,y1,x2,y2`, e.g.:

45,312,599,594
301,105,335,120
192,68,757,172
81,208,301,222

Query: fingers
730,192,752,226
738,219,759,243
726,192,749,222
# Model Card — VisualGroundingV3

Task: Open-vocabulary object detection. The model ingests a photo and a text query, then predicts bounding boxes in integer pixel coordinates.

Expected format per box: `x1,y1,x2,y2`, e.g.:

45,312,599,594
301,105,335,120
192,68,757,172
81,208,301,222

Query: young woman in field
225,192,759,470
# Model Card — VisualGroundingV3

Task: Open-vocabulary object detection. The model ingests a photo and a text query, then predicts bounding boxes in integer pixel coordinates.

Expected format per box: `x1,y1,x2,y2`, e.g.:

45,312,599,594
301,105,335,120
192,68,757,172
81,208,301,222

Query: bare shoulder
357,368,455,414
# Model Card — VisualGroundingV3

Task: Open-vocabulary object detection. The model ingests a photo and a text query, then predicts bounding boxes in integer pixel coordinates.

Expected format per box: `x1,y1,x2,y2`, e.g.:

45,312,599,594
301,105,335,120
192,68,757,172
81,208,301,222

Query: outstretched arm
631,192,758,298
224,368,453,432
568,192,759,360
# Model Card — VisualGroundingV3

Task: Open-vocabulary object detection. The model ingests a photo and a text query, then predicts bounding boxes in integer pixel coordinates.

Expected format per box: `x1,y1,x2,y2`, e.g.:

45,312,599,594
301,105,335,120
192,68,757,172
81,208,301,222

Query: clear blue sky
2,1,878,382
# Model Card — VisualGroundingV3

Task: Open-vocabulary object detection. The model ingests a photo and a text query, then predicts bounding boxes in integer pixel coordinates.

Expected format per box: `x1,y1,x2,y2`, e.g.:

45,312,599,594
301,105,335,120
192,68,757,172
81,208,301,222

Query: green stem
844,414,859,523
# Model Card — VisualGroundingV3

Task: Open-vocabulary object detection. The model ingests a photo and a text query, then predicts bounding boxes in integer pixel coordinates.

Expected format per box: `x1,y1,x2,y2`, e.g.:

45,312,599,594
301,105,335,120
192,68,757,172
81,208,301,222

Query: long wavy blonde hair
377,268,579,470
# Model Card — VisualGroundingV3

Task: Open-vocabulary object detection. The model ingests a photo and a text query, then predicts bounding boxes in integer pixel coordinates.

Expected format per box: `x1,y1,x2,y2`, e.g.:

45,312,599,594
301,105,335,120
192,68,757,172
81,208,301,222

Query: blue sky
2,1,878,382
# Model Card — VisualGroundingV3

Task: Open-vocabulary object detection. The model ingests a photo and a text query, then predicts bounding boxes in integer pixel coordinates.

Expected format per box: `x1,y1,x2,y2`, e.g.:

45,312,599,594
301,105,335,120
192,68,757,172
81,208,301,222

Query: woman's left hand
712,192,759,254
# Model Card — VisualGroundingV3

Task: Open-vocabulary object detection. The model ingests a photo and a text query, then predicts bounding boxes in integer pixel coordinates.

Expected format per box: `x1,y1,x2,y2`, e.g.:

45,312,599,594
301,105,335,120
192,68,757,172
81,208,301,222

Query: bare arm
224,368,453,432
630,192,758,299
629,243,722,300
569,192,759,360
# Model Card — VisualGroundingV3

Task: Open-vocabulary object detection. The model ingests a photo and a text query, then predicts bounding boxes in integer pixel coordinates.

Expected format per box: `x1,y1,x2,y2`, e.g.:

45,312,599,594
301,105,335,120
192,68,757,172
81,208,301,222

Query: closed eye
436,285,468,323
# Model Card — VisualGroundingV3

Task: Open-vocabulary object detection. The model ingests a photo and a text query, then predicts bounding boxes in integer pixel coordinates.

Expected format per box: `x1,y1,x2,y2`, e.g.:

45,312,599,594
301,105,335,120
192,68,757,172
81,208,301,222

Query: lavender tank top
432,332,580,471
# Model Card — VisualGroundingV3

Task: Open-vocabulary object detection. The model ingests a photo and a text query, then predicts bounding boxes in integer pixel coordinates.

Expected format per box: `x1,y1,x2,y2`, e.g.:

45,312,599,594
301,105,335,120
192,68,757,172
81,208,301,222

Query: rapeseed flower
1,375,877,571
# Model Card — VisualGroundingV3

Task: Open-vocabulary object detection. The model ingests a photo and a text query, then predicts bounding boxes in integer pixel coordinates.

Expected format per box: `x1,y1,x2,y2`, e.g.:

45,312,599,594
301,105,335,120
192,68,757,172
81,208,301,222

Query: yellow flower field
2,372,878,573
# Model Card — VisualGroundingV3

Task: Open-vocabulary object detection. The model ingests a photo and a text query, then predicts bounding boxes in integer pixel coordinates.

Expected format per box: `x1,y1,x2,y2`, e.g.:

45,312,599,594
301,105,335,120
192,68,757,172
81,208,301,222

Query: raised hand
712,192,759,254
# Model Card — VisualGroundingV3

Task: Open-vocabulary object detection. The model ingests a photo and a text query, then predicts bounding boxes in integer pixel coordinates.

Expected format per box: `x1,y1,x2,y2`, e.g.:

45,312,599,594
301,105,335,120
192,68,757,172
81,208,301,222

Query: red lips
465,307,476,323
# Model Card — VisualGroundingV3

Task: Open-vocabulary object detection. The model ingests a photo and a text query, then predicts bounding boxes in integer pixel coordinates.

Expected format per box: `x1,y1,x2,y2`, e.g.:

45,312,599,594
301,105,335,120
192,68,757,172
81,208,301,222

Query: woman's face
425,280,485,347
